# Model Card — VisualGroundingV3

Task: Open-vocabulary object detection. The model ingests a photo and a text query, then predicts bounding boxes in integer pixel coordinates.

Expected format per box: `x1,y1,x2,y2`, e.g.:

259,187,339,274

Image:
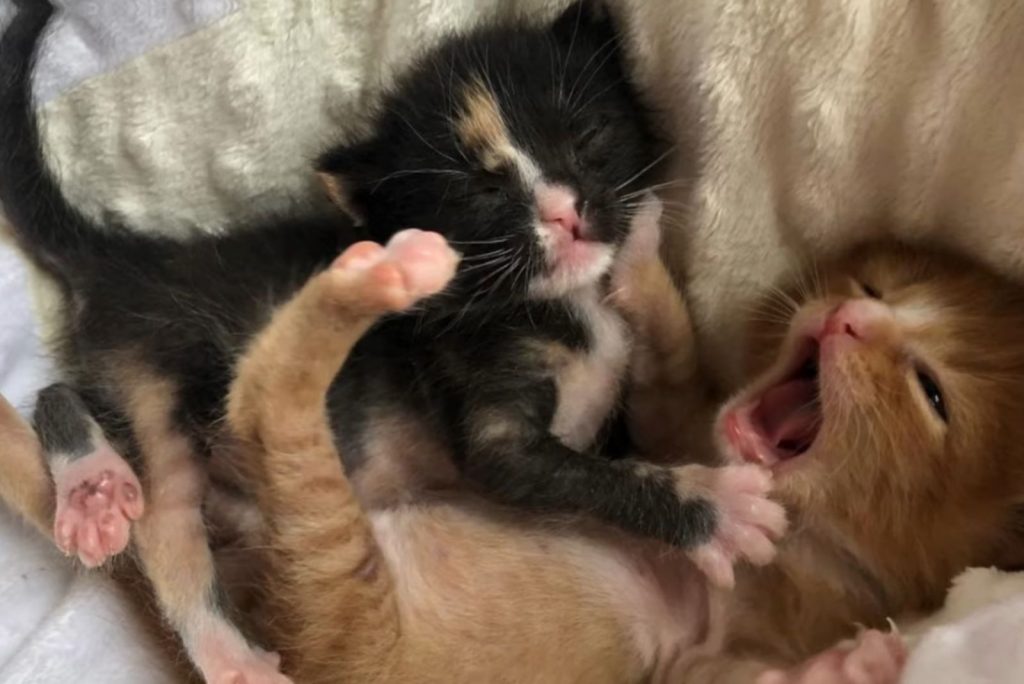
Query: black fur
317,0,660,307
1,1,717,549
34,383,95,459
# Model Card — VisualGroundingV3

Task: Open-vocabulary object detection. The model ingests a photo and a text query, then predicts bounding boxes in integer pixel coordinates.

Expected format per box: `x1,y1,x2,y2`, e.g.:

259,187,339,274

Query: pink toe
722,464,773,495
95,470,116,496
120,483,145,520
55,519,77,554
733,526,777,566
692,545,735,589
419,230,447,246
334,241,386,272
735,495,788,538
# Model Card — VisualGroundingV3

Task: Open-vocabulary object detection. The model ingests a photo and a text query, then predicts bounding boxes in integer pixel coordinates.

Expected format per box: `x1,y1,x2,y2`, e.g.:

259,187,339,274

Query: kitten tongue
755,379,819,455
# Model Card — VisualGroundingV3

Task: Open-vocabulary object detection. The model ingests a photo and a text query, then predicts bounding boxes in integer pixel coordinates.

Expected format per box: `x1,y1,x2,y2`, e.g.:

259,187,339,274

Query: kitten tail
0,1,114,292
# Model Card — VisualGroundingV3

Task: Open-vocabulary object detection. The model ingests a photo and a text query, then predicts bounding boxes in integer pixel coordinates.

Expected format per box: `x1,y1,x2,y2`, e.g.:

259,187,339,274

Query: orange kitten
707,241,1024,681
226,238,1024,683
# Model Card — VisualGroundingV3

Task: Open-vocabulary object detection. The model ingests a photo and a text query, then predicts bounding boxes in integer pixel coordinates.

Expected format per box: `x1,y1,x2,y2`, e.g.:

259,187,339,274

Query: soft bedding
1,0,1022,682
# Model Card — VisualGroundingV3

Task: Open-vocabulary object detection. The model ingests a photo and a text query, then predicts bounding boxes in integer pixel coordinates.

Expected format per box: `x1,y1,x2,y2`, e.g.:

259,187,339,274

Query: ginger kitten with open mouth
704,241,1024,681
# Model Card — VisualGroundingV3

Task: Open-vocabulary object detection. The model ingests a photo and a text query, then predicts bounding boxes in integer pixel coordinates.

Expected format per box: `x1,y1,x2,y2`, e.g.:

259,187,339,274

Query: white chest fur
550,292,631,452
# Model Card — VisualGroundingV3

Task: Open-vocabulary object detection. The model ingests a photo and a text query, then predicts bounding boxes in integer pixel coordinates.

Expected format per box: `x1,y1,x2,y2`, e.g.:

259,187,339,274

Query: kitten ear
315,144,371,224
551,0,614,42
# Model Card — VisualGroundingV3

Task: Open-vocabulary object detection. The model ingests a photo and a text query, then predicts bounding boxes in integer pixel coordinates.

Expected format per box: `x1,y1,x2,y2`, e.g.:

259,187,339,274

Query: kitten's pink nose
536,184,584,239
819,299,890,342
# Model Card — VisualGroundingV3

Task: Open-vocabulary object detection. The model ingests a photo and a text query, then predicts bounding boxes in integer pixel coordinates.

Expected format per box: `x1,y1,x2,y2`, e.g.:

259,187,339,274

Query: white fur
549,290,630,451
528,246,615,299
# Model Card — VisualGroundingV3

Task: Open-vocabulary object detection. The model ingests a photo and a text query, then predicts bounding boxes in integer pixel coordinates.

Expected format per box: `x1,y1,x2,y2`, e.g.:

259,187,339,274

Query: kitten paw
618,192,663,266
197,633,292,684
757,629,907,684
330,229,459,311
52,446,144,568
680,464,787,589
609,192,663,308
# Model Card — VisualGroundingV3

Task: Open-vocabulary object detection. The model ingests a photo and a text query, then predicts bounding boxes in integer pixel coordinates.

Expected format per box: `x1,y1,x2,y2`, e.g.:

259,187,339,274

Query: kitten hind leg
34,383,143,567
122,369,290,684
226,230,458,682
0,392,52,535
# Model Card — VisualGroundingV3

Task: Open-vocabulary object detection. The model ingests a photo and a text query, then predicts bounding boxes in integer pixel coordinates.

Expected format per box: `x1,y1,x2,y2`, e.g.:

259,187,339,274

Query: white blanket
0,242,179,683
1,0,1022,682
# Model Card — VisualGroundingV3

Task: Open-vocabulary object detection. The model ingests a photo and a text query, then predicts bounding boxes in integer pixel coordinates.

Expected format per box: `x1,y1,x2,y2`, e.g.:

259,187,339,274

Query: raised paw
680,464,787,589
757,629,907,684
52,446,144,568
330,229,459,312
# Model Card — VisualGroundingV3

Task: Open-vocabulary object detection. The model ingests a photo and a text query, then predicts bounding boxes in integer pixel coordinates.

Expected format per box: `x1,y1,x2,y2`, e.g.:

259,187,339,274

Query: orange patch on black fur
317,171,364,223
455,81,513,170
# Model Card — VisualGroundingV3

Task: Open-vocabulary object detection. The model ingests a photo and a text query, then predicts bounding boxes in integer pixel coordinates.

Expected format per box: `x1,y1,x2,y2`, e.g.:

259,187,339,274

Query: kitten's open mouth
722,339,822,467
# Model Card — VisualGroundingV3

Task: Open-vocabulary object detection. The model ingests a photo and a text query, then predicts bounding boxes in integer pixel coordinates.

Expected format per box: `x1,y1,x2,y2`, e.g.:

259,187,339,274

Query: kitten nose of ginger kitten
818,299,892,346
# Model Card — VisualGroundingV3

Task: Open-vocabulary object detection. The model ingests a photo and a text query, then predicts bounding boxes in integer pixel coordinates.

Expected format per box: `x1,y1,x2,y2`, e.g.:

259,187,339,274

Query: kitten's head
317,0,661,305
718,243,1024,598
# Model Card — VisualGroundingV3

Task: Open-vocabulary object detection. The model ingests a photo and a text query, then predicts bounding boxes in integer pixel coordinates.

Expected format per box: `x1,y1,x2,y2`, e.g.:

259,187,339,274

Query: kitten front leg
226,230,459,683
609,192,713,461
460,406,786,585
33,383,144,567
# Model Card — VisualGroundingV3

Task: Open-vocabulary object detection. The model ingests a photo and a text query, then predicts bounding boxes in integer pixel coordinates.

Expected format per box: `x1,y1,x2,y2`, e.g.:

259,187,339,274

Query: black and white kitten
0,2,772,681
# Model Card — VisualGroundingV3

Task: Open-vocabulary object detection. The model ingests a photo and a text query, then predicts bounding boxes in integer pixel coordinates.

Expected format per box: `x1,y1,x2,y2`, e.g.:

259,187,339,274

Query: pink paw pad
687,464,787,589
53,447,144,568
757,629,907,684
331,229,459,311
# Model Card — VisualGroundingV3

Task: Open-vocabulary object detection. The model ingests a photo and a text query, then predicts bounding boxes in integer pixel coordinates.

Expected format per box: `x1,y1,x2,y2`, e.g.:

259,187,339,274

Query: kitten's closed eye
856,281,883,300
473,170,510,199
915,368,948,423
575,116,610,150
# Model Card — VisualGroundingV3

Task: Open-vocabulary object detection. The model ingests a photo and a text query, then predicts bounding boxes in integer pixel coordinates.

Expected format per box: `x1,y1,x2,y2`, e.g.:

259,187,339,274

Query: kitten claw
680,464,787,588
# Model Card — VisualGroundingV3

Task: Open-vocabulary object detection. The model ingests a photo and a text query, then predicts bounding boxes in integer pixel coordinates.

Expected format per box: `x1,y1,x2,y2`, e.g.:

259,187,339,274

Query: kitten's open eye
915,368,948,423
857,281,883,299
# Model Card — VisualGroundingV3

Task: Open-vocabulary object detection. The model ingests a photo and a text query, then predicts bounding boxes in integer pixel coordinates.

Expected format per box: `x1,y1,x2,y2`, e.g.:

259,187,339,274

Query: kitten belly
346,405,459,510
550,294,631,451
370,502,712,682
